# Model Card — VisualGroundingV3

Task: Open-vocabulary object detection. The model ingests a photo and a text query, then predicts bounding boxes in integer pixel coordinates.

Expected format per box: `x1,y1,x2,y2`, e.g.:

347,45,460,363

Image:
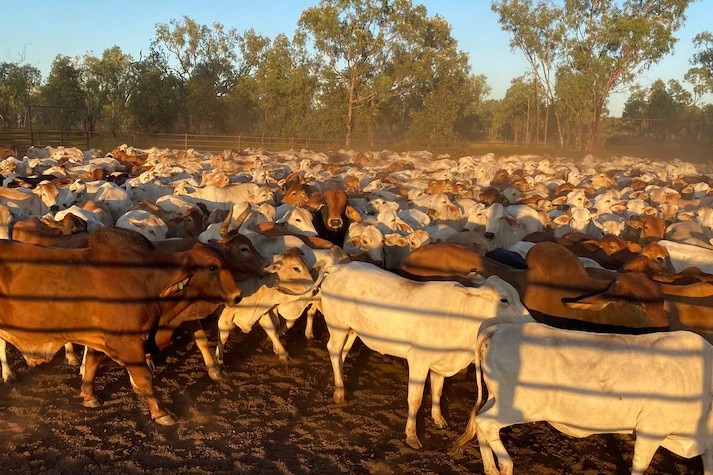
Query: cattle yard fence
1,129,711,163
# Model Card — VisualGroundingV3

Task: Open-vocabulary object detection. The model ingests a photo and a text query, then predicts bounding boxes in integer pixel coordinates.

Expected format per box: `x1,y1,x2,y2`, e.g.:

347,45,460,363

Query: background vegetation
0,0,711,157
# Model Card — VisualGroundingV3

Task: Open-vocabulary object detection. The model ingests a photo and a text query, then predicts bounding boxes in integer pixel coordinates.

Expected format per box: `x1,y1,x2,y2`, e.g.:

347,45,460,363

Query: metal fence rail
0,130,474,156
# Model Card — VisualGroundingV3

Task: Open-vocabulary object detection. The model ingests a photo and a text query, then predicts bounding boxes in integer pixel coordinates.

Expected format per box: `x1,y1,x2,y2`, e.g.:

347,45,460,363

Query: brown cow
400,241,670,330
313,187,362,245
622,214,667,244
11,215,90,247
0,226,241,424
0,144,16,159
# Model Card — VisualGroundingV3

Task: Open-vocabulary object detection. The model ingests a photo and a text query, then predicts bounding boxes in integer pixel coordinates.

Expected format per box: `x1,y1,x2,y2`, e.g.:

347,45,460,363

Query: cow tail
450,324,498,455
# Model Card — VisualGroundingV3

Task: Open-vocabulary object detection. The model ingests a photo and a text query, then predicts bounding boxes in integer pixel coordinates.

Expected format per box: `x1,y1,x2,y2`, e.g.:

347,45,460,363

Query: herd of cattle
0,143,713,473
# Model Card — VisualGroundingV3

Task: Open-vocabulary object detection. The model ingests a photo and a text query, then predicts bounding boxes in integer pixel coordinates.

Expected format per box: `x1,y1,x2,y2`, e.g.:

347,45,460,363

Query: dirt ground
0,314,704,475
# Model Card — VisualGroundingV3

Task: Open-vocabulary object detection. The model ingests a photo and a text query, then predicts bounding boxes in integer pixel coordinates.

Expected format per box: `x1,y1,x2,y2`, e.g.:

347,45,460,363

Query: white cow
454,322,713,475
116,209,168,241
659,239,713,274
318,261,533,449
214,248,321,365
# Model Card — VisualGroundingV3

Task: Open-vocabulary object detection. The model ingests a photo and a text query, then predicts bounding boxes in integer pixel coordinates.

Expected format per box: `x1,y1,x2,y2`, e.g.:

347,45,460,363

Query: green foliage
493,0,694,149
0,62,41,128
299,0,477,145
126,52,184,133
40,55,86,130
82,46,134,136
621,78,706,141
9,7,710,152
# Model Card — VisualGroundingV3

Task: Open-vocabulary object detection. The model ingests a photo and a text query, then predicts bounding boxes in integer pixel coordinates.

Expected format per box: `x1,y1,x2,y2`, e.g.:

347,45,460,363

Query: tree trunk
534,81,540,144
543,102,549,145
587,98,605,151
554,107,565,148
345,69,357,147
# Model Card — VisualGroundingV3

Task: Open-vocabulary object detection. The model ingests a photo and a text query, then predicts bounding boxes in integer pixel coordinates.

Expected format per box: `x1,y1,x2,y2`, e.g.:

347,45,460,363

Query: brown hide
12,216,89,247
0,227,240,423
401,241,669,329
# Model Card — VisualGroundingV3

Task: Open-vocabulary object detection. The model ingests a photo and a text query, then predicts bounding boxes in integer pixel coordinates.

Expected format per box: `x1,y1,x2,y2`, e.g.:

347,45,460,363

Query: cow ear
561,294,611,311
160,274,192,298
264,260,283,274
345,204,362,223
384,233,406,247
467,271,487,286
552,214,570,225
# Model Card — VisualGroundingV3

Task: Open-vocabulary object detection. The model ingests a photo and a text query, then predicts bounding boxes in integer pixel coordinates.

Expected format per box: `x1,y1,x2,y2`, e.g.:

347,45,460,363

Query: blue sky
3,0,712,116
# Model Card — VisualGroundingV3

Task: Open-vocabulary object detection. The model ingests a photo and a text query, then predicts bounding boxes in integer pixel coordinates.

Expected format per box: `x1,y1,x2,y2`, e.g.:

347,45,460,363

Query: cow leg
702,443,713,475
475,420,500,475
429,371,448,428
405,360,429,449
477,410,514,475
326,325,350,404
341,328,358,361
215,316,236,367
190,321,223,381
79,348,104,408
64,342,80,367
121,346,175,426
0,338,14,383
259,311,289,361
631,433,662,475
304,303,318,340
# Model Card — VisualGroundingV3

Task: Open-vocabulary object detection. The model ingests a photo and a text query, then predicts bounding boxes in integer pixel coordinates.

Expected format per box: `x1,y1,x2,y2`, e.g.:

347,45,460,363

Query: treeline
1,0,712,150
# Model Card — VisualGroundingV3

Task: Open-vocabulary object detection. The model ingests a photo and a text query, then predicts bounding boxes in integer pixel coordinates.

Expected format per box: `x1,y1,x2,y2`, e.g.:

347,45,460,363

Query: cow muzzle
328,218,343,230
485,232,495,240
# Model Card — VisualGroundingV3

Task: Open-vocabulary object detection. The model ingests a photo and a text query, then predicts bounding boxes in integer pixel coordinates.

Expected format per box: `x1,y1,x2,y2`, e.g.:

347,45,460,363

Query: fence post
184,133,188,150
237,135,241,151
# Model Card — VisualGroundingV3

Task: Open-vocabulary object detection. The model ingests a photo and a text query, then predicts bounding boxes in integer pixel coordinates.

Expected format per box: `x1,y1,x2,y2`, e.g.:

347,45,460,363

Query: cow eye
209,265,218,272
500,298,509,303
292,266,302,272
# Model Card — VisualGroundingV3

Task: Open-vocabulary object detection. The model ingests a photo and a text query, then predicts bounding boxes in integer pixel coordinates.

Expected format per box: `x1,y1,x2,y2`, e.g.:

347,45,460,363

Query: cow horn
219,206,234,239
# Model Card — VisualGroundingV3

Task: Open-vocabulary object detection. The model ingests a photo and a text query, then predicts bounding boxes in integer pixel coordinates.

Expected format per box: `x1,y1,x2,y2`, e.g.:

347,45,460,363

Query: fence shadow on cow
0,258,709,474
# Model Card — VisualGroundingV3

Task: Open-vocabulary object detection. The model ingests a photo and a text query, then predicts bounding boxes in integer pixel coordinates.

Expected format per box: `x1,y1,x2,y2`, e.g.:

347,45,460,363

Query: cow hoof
208,367,223,381
3,373,16,384
405,436,423,449
82,397,102,408
278,353,290,362
154,415,176,426
333,389,346,404
66,357,80,367
433,416,448,429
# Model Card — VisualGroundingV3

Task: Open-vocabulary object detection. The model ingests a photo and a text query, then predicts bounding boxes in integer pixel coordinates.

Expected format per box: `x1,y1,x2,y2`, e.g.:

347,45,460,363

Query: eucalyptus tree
493,0,694,150
152,16,249,132
82,46,134,136
0,62,41,128
250,32,320,139
492,0,564,145
126,51,184,133
491,76,540,143
299,0,474,147
40,55,86,130
686,32,713,104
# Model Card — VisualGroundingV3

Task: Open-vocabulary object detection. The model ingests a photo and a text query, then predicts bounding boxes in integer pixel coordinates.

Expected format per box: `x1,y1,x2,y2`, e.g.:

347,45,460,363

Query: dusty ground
0,314,704,475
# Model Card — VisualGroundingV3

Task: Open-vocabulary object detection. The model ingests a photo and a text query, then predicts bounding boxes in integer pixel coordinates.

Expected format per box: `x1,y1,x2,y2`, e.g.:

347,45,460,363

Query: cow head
321,188,361,232
161,243,242,306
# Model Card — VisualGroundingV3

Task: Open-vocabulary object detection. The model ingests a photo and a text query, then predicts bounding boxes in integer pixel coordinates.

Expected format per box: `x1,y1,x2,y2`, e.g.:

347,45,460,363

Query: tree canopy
0,1,710,152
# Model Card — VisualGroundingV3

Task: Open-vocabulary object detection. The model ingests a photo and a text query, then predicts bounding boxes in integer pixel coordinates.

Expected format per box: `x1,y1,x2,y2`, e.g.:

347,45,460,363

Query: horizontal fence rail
0,129,711,163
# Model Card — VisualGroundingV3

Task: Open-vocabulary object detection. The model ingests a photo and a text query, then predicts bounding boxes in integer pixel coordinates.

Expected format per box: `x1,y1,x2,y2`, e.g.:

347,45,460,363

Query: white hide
456,322,713,475
318,261,533,449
